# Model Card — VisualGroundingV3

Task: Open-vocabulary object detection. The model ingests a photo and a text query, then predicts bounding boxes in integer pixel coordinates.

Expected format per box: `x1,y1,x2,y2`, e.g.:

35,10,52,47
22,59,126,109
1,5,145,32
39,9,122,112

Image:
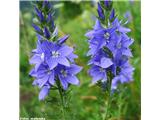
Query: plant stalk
56,80,66,120
103,75,112,120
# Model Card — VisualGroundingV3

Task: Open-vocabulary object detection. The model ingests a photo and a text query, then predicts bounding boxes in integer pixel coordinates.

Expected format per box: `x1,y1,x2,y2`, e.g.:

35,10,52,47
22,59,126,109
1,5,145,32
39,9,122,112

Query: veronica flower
43,0,51,9
111,61,134,90
56,64,82,90
85,19,103,39
39,40,73,70
112,18,131,33
124,11,132,23
86,1,134,91
31,64,55,88
30,63,54,100
39,85,50,101
107,33,133,58
29,37,45,71
58,35,70,44
44,27,50,39
88,50,113,68
32,23,42,33
35,7,44,22
97,3,105,19
86,19,116,56
104,0,109,7
89,65,107,84
30,1,82,101
110,9,115,20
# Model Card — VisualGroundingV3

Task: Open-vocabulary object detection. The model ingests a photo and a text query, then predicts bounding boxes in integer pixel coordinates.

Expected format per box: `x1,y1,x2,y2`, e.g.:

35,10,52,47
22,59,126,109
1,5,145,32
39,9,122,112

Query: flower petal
94,19,103,30
37,75,49,88
35,63,42,71
122,48,133,57
67,53,78,62
58,35,69,44
48,71,55,85
66,76,80,85
44,27,50,38
59,75,68,90
39,86,49,101
32,79,38,86
100,57,113,68
58,57,70,67
119,26,131,33
92,72,104,84
123,39,134,47
58,45,73,57
29,68,37,77
68,64,82,75
46,57,58,69
85,30,95,38
29,54,41,64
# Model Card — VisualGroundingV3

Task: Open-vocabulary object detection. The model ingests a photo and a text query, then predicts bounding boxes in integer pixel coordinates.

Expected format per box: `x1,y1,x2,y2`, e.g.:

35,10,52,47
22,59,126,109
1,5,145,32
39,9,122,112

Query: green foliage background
20,1,141,120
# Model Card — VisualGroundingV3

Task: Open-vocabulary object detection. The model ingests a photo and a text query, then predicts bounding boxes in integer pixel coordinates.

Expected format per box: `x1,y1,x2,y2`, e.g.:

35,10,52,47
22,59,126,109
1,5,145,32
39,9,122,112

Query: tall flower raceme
29,1,82,101
86,1,134,92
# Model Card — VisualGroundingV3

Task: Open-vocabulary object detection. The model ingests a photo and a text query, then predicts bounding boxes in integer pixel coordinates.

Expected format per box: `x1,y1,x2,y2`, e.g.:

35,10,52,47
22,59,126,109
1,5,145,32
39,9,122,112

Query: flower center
47,69,51,75
104,32,110,39
117,42,122,49
100,67,104,72
61,70,67,77
52,51,60,58
41,53,45,60
106,40,109,44
116,28,119,32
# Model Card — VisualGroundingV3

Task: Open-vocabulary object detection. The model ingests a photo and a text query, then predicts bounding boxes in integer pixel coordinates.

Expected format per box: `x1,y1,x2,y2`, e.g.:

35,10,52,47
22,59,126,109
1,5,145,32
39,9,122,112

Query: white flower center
117,42,122,49
100,67,104,72
52,51,60,58
47,70,51,75
104,32,110,39
61,70,67,77
41,53,45,60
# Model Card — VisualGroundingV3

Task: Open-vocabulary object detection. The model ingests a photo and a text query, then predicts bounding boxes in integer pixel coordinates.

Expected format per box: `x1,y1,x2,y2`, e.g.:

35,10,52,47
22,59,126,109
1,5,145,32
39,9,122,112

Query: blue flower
30,63,82,100
40,40,73,69
86,3,134,91
110,9,115,20
56,64,82,90
86,19,116,56
30,1,82,100
97,3,105,20
44,27,50,39
31,64,55,88
39,85,50,101
111,62,134,90
58,35,70,44
35,7,44,22
112,18,131,33
32,23,42,33
104,0,110,8
88,50,113,68
89,65,107,84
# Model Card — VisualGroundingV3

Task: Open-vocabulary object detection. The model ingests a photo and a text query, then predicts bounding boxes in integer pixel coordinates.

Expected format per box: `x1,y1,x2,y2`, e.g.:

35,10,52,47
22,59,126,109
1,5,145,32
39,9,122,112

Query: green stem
103,75,112,120
105,89,111,120
56,81,66,120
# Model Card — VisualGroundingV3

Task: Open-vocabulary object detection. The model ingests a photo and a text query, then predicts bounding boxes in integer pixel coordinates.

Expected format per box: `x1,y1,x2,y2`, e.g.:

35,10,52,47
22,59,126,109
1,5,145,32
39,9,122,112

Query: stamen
52,51,60,58
41,53,45,60
117,42,122,49
104,32,110,39
61,70,67,77
100,67,104,72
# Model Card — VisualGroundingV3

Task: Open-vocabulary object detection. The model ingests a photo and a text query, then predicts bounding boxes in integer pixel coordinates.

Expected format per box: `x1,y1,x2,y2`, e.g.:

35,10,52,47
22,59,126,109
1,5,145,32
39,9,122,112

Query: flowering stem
56,80,66,120
103,74,112,120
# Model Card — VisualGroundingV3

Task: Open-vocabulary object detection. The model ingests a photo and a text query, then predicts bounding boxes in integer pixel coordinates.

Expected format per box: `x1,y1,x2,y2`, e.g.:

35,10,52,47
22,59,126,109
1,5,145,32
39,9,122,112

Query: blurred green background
20,1,141,120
